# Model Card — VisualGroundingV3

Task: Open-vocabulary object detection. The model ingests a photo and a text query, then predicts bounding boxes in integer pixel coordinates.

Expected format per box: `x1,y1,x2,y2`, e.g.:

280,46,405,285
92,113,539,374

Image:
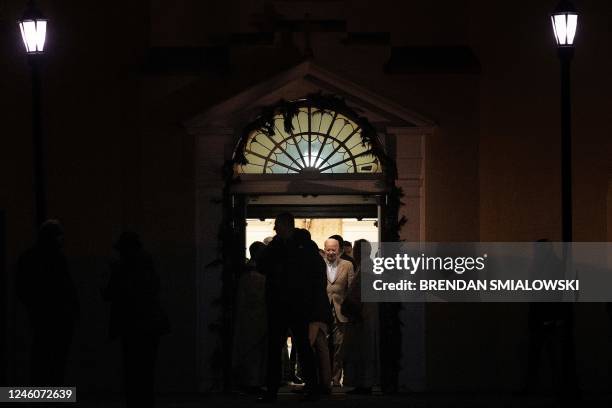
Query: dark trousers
266,315,316,395
313,325,331,391
526,320,577,393
122,333,160,408
30,323,74,386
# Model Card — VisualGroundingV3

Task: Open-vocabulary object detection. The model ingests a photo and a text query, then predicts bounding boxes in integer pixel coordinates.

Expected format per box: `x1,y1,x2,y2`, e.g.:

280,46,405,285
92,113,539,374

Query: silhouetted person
296,229,333,395
342,241,353,259
103,232,169,408
232,241,267,392
16,219,79,386
257,214,330,402
525,239,577,397
343,239,379,395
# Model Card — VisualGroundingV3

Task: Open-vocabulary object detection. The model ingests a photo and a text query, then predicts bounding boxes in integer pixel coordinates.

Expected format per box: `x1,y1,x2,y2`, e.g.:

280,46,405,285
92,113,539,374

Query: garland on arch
231,92,397,179
208,93,405,391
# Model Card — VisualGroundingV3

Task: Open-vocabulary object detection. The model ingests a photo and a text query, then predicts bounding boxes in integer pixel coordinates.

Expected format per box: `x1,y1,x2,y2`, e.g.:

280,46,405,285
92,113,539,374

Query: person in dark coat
257,213,331,402
102,231,170,408
343,239,379,394
525,239,577,396
16,219,79,386
232,241,268,392
296,229,334,394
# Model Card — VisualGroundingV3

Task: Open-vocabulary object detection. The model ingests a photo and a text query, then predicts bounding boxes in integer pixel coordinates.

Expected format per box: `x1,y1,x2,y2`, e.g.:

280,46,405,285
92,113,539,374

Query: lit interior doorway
245,218,379,257
244,194,381,257
245,209,379,384
235,195,382,387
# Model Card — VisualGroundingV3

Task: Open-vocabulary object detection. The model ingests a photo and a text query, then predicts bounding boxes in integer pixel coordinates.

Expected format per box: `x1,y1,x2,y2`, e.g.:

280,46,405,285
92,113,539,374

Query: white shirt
326,259,339,283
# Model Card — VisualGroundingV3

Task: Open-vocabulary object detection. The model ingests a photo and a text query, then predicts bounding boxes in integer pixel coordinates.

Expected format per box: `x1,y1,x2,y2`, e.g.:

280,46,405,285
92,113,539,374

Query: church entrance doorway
245,193,380,255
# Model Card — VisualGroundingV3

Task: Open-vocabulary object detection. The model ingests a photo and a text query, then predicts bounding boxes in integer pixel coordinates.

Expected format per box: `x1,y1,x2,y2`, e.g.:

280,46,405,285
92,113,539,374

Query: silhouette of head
353,239,372,265
293,228,311,245
249,241,266,261
274,212,295,240
324,238,340,263
38,219,64,250
343,241,353,257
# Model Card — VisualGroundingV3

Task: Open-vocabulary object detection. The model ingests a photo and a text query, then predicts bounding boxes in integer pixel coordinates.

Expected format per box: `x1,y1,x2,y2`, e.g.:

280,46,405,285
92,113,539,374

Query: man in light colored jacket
324,237,355,387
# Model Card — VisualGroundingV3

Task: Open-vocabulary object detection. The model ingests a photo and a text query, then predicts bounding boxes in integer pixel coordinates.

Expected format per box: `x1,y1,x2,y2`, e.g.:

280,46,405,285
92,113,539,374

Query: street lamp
18,2,47,53
18,1,48,229
551,2,578,48
551,0,577,243
551,4,579,390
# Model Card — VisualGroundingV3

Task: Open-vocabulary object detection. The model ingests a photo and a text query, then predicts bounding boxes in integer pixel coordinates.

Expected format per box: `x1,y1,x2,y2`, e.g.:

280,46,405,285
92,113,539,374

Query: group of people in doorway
232,212,379,402
16,215,376,406
14,216,586,405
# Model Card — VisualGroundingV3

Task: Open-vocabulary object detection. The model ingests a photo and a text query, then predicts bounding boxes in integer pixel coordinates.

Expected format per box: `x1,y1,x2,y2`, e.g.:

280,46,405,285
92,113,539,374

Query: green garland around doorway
203,159,242,391
207,94,405,391
232,92,397,179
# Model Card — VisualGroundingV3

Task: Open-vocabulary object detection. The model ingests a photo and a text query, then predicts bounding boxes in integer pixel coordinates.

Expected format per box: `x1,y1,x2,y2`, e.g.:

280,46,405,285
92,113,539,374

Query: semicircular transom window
237,106,382,174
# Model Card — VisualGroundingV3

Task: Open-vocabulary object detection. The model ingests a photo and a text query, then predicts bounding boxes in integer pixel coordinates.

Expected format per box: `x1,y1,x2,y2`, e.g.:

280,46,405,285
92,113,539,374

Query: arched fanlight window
236,103,382,174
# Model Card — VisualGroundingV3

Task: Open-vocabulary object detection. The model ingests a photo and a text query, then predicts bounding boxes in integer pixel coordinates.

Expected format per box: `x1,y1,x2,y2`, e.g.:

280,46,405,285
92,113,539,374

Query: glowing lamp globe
18,3,47,54
551,0,578,47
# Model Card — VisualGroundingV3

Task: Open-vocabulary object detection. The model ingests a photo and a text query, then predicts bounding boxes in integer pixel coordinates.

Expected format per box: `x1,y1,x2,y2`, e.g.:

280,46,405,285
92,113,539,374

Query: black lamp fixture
18,1,47,54
551,1,578,47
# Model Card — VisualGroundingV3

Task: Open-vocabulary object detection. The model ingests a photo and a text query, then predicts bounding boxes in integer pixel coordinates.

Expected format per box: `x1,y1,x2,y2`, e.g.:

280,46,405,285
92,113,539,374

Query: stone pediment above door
184,60,436,135
186,60,434,197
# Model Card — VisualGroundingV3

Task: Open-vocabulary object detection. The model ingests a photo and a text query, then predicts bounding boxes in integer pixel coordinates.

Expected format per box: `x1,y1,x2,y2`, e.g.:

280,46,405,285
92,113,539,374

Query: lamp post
551,5,579,391
18,0,48,229
551,0,578,243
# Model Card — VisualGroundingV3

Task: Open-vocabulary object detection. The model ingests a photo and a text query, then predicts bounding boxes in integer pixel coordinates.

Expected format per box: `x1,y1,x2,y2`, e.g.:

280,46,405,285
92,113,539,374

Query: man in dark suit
257,213,331,402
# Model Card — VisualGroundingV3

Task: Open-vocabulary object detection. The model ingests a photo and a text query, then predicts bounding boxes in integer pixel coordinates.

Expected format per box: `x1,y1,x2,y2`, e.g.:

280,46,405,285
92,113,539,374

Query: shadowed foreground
69,390,612,408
